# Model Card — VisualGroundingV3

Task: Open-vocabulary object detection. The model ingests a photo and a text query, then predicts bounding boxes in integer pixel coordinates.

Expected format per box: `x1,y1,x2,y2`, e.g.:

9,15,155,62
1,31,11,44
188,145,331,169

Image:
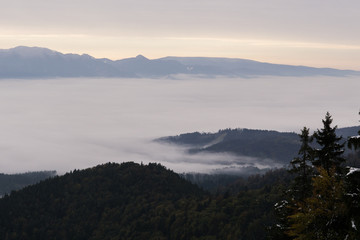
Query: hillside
0,162,288,240
157,126,360,165
157,128,300,164
1,46,359,78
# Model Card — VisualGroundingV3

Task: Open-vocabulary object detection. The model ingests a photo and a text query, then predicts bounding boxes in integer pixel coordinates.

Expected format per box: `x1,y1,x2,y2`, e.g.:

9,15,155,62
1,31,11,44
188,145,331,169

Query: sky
1,0,360,69
0,76,358,174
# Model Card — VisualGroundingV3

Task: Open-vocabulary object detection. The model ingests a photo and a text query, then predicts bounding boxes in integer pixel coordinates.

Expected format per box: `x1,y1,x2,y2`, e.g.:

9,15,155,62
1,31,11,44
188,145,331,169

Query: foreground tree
274,112,360,239
287,167,348,240
313,112,345,174
289,127,314,201
269,127,314,240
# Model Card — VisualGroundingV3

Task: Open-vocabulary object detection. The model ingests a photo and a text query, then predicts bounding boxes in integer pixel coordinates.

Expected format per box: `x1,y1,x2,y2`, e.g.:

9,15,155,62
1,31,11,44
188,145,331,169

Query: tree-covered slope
158,127,360,165
0,162,200,239
157,128,301,164
0,162,288,240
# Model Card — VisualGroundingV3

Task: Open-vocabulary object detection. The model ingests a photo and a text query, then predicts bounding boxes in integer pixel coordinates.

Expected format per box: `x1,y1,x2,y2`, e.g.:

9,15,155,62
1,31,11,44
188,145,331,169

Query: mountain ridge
1,46,359,78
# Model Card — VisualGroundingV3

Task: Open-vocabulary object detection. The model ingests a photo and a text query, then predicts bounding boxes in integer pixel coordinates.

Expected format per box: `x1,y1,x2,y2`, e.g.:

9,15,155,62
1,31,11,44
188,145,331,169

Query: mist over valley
2,1,360,238
0,75,358,174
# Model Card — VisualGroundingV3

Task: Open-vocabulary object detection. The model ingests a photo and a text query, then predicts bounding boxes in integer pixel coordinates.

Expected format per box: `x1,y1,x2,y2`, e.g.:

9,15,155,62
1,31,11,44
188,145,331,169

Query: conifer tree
289,127,314,201
313,112,345,174
287,167,348,240
280,113,359,240
269,127,314,240
269,199,293,240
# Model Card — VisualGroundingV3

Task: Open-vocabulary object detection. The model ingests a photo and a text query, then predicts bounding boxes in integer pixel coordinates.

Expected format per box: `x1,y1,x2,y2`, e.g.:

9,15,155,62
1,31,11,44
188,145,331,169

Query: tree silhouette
289,126,314,201
313,112,345,174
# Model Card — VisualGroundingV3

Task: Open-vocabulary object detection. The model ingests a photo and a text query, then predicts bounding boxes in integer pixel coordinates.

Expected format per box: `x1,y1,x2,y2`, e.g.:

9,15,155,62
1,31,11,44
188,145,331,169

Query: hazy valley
2,0,360,238
0,72,358,174
0,46,359,239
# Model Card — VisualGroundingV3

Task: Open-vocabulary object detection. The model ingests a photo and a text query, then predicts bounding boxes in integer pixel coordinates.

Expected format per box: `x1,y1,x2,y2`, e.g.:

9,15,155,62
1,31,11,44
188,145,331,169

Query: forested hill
158,128,299,164
157,126,360,164
0,162,289,240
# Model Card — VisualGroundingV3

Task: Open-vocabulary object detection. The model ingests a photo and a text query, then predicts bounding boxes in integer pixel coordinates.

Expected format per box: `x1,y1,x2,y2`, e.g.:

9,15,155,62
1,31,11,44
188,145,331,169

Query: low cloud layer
0,76,358,174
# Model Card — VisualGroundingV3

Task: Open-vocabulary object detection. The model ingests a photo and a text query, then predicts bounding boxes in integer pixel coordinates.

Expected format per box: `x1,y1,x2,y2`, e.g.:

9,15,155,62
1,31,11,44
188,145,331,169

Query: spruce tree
289,127,314,201
269,127,314,240
279,113,359,239
287,167,348,240
313,112,345,174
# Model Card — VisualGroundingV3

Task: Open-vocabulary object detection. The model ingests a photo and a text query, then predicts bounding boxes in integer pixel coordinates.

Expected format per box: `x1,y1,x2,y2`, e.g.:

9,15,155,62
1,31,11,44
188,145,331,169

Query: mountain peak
135,54,148,60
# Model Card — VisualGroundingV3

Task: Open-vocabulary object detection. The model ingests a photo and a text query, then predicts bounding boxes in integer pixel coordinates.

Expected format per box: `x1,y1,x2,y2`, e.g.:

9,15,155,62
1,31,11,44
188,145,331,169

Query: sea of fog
0,76,358,174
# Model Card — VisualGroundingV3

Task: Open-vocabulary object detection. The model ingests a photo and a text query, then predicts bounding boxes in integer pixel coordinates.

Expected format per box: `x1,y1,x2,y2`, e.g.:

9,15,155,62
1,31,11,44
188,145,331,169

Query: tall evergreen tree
289,127,314,201
313,112,345,174
269,127,314,240
287,167,348,240
276,113,360,239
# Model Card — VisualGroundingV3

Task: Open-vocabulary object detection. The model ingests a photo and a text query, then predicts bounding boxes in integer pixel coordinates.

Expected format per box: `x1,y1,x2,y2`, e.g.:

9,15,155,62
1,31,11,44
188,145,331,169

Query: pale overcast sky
1,0,360,69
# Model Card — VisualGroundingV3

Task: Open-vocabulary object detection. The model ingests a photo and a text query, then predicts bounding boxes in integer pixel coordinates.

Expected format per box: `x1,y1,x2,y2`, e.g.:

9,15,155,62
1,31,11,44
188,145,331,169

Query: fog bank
0,76,358,173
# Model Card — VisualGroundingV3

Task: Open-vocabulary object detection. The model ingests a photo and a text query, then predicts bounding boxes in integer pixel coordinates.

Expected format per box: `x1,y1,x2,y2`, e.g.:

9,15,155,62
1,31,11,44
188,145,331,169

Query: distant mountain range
157,126,360,165
1,46,359,78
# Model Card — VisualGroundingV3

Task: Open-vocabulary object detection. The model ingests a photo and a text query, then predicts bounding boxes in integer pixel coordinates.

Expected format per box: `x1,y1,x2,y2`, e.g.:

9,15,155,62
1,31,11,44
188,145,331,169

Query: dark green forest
0,112,359,239
0,162,291,240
